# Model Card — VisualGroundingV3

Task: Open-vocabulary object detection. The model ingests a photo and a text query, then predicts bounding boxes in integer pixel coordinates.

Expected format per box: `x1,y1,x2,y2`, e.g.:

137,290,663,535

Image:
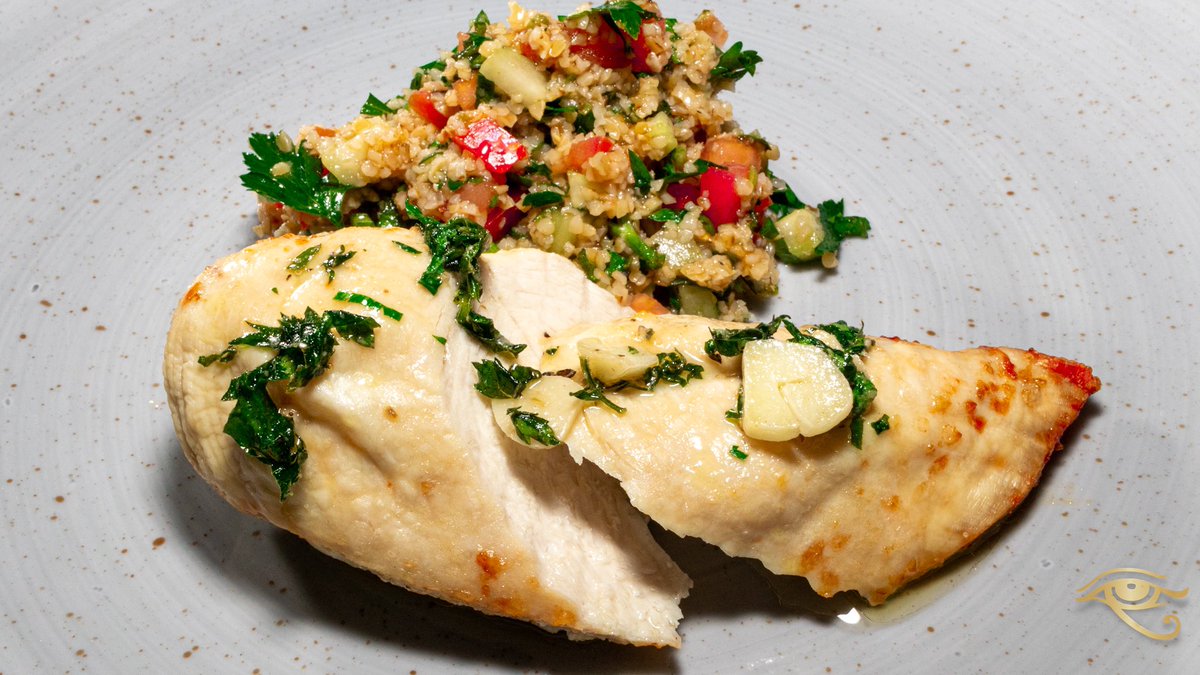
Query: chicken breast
539,314,1100,605
163,227,690,646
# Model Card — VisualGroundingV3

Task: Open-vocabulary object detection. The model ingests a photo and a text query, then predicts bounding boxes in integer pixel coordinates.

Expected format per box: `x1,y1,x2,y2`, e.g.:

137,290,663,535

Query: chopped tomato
568,21,630,69
701,136,763,171
453,118,528,174
695,10,728,48
409,91,448,129
312,126,337,138
565,136,616,171
484,206,523,241
629,293,671,315
452,77,477,112
700,168,742,226
626,19,665,73
665,182,701,210
455,180,495,215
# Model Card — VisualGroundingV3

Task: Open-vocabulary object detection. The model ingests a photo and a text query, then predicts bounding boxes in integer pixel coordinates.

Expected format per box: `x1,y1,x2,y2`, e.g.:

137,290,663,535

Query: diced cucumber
634,112,678,160
480,47,550,120
676,285,719,318
774,207,824,261
533,206,577,254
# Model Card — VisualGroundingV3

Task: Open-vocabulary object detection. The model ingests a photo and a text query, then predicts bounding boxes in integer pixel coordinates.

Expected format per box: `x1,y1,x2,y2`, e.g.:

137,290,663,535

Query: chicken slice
539,314,1100,605
163,228,689,646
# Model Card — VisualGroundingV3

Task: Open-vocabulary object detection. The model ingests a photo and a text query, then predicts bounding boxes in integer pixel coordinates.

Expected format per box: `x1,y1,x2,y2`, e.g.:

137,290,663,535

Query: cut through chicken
539,314,1100,605
163,228,690,647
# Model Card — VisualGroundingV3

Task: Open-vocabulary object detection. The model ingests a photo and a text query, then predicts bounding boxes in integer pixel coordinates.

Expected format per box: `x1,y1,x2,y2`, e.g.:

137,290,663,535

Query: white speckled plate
3,0,1197,672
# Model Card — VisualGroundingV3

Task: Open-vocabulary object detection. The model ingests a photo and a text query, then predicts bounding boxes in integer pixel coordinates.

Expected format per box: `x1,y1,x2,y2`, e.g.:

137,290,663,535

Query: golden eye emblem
1076,568,1189,641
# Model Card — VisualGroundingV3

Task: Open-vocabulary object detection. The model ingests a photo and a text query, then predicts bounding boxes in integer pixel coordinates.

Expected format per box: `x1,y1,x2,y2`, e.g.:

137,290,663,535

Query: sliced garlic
741,339,853,442
490,375,584,448
578,337,659,385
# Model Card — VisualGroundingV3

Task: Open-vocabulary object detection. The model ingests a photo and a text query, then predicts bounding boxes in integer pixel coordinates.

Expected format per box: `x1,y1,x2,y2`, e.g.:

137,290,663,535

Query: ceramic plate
3,0,1197,671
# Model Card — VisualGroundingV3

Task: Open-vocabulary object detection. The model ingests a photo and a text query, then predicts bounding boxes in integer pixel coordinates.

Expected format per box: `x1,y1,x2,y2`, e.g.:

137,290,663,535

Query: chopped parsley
240,132,348,225
333,291,403,321
287,245,322,273
410,59,446,90
648,208,685,223
360,93,396,117
604,251,628,275
725,385,744,420
564,1,655,39
321,245,355,282
641,350,703,389
522,190,566,208
710,41,763,84
507,408,561,446
433,335,447,345
729,445,748,461
571,359,626,414
473,358,542,399
406,202,525,355
815,199,872,256
453,11,491,69
393,240,421,255
198,308,379,499
629,151,652,194
870,414,891,435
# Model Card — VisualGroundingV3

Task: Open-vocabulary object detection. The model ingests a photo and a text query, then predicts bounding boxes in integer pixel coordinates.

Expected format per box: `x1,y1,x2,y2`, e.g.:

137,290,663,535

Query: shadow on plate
159,394,1104,667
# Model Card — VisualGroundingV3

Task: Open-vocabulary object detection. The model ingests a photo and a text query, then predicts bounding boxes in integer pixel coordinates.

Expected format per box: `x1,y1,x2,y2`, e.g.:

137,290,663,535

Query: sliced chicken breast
539,314,1100,605
163,228,690,646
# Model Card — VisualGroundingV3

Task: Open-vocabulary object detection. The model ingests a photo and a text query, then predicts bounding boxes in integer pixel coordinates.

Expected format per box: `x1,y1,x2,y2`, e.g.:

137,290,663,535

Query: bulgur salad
241,1,870,322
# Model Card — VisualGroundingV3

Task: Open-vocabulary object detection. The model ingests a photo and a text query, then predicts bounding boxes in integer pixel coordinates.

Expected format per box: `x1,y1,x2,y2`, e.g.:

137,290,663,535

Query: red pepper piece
454,118,528,174
665,182,701,210
484,206,523,241
700,168,742,226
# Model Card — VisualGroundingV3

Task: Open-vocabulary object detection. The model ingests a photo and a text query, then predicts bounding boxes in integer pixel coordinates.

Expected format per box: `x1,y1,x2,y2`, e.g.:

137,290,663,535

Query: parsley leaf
320,245,355,282
473,358,542,399
571,359,626,414
201,308,379,499
507,408,562,446
407,202,525,355
725,385,744,420
629,151,652,194
410,59,446,90
648,208,685,223
360,93,396,117
710,41,763,83
240,132,348,225
393,240,421,255
522,191,565,208
567,1,654,39
704,315,791,361
642,350,703,389
453,10,491,69
287,245,322,273
605,251,628,275
815,199,871,256
870,414,891,435
729,445,748,461
333,291,403,322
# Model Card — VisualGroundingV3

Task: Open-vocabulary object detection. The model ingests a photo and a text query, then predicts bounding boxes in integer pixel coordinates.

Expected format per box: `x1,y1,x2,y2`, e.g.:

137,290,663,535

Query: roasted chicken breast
538,315,1100,604
163,227,690,646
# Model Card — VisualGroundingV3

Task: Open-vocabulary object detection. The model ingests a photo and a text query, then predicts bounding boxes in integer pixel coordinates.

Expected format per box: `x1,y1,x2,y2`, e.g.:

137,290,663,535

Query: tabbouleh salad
241,1,871,321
